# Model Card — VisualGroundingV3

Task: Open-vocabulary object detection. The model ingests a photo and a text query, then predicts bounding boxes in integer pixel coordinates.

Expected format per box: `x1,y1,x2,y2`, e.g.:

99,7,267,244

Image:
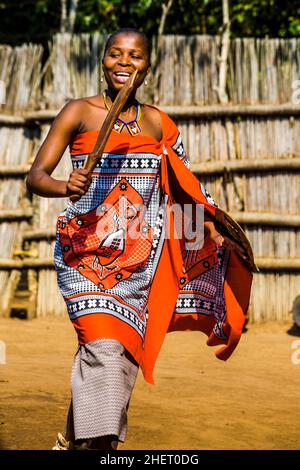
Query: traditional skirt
71,339,139,441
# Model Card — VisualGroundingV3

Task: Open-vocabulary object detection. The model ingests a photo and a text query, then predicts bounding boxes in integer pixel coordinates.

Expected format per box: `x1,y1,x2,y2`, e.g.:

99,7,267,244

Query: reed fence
0,33,299,323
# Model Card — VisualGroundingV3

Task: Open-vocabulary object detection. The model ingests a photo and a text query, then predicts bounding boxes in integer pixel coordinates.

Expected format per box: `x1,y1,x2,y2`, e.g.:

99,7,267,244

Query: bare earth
0,316,300,450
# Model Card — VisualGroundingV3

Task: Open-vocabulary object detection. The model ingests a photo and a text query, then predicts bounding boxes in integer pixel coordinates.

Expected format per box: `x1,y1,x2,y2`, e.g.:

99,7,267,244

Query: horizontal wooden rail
23,110,59,121
230,212,300,227
163,104,300,118
191,157,300,174
0,208,33,221
255,258,300,271
0,165,31,176
0,114,25,124
0,256,300,271
1,160,299,178
23,228,56,241
1,104,300,125
0,110,57,124
0,258,54,268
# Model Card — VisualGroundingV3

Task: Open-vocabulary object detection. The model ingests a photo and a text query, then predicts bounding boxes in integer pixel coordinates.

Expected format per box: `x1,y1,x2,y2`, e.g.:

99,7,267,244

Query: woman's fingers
68,185,86,195
67,169,92,198
69,194,80,202
212,233,224,248
70,174,91,187
71,170,91,183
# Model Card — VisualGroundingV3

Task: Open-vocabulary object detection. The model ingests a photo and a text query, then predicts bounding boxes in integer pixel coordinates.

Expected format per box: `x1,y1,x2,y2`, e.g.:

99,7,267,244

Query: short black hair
103,28,151,64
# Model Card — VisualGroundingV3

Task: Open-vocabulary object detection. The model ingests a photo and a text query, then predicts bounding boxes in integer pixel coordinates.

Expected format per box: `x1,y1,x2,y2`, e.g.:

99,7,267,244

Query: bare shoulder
53,99,84,131
142,103,163,137
142,103,162,123
76,94,106,109
54,95,106,134
58,95,105,118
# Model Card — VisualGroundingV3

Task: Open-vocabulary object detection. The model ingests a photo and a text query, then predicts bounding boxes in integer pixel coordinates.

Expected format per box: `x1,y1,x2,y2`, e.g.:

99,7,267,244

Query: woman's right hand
66,168,92,202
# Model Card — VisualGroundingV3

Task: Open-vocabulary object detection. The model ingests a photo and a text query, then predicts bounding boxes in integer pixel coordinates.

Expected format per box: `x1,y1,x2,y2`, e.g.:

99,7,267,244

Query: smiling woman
26,28,253,451
103,29,151,87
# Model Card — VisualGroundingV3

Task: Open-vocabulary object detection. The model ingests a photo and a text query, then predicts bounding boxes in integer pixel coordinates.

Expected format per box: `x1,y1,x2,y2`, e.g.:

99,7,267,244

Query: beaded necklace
102,90,142,137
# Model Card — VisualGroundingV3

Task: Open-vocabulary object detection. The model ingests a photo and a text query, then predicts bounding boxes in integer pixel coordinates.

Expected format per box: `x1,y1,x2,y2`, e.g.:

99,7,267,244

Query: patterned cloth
54,105,253,385
71,339,139,441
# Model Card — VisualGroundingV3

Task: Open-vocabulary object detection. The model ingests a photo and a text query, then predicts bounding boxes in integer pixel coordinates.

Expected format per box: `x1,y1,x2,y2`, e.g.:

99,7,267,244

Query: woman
26,28,252,450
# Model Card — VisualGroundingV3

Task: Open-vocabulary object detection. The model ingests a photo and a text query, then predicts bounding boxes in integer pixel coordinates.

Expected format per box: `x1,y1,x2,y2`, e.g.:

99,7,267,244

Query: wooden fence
0,33,300,323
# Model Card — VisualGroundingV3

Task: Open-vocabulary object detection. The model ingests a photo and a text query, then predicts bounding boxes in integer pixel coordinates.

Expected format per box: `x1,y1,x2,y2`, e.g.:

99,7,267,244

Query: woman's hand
66,168,92,202
205,221,248,260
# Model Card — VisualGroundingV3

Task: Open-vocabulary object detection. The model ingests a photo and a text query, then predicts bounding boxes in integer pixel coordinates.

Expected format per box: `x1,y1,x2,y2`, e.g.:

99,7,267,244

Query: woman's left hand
205,222,248,261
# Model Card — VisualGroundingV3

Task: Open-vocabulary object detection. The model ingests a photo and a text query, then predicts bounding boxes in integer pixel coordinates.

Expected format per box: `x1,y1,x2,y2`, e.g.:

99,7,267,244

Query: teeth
115,72,130,77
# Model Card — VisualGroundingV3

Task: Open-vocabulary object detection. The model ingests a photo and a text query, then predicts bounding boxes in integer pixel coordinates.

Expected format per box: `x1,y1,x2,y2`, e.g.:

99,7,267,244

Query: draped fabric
54,106,253,385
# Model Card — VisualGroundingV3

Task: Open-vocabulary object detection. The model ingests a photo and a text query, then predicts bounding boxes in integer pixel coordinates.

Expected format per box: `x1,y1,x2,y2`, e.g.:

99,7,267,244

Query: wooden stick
68,70,139,202
84,69,138,173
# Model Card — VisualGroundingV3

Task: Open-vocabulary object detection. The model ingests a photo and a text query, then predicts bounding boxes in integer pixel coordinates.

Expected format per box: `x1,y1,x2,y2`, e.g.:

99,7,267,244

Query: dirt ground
0,315,300,450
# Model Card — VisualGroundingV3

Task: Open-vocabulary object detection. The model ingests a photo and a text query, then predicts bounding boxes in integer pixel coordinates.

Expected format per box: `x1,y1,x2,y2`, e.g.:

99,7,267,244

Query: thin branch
60,0,67,33
214,0,230,104
152,0,174,104
158,0,173,37
68,0,79,33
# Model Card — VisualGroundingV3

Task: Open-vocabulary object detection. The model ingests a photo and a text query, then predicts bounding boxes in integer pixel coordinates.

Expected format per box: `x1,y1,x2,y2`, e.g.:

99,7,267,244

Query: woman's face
102,33,150,92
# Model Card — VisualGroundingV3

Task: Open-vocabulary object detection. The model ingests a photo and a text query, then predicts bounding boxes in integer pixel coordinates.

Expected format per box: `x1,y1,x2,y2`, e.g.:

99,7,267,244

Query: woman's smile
112,71,132,84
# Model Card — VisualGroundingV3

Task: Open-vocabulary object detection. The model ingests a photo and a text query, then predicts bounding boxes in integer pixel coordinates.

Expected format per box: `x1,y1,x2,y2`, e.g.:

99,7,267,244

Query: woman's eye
132,55,141,59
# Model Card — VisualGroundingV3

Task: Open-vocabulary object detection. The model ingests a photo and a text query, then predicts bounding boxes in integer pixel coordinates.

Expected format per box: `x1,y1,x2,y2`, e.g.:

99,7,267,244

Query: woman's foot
52,432,72,450
52,432,119,450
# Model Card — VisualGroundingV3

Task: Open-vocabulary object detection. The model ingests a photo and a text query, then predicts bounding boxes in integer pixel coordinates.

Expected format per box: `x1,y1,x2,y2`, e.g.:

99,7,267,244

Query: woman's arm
26,100,91,198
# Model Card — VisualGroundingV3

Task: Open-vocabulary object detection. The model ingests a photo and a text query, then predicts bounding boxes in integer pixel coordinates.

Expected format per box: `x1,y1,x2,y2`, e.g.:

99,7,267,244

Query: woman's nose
118,56,130,66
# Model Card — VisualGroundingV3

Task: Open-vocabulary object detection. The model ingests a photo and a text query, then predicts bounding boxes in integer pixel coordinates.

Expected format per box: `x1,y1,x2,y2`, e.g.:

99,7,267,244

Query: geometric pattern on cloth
66,293,146,337
180,235,219,289
199,182,218,207
54,127,225,343
71,152,161,174
54,165,164,332
175,247,230,340
171,133,190,169
62,173,161,221
57,177,153,291
71,339,139,442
